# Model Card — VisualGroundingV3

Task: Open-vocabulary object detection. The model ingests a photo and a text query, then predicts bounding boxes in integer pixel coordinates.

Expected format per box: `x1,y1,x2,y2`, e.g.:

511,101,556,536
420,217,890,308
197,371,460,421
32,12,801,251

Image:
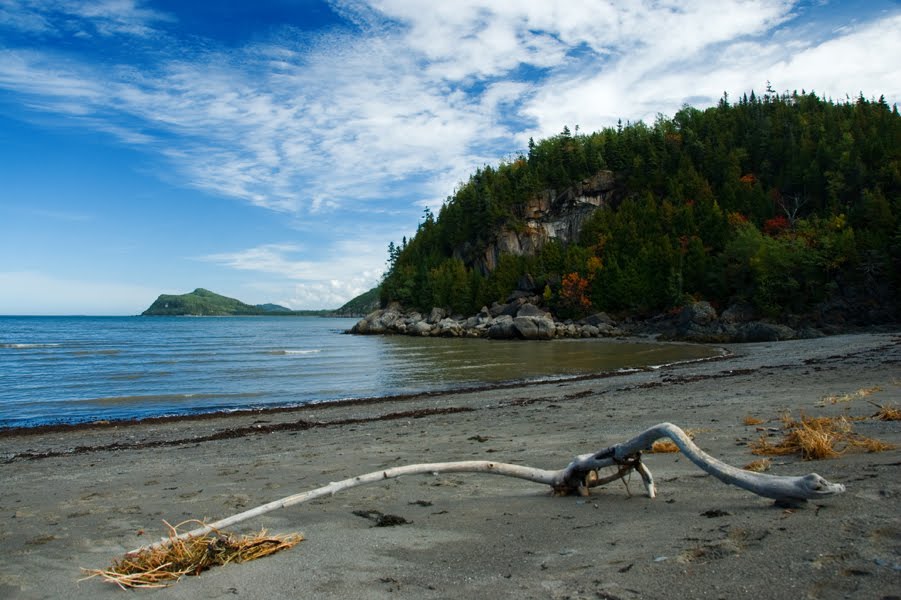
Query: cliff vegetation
379,90,900,326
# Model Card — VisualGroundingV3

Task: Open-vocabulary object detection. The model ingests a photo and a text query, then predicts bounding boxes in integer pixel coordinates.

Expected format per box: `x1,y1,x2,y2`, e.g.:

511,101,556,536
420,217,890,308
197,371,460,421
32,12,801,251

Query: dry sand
1,332,899,600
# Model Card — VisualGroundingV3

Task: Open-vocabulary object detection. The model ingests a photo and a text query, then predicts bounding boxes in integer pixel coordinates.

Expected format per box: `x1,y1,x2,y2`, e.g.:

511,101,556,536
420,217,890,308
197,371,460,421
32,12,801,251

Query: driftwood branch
558,422,846,501
137,422,845,553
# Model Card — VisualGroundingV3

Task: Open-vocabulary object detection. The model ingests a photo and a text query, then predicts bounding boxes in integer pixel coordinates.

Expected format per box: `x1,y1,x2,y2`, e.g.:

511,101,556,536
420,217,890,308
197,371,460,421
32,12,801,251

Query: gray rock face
475,170,619,275
350,299,808,345
349,300,635,340
352,318,370,334
513,315,557,340
435,318,463,337
489,301,523,318
410,321,432,336
513,316,537,339
583,312,613,327
488,315,517,339
350,306,401,334
536,317,556,340
672,301,726,341
721,303,755,324
679,301,717,326
516,303,548,318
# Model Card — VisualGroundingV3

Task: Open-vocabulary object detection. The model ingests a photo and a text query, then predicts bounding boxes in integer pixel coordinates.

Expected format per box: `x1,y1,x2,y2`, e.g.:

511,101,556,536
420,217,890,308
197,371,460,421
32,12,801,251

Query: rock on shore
349,298,813,343
351,300,592,340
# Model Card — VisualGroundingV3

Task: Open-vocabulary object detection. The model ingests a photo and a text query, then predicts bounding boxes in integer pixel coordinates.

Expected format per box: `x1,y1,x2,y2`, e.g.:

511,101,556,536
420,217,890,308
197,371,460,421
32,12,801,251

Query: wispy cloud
1,1,899,308
0,0,172,38
2,1,897,217
199,239,387,309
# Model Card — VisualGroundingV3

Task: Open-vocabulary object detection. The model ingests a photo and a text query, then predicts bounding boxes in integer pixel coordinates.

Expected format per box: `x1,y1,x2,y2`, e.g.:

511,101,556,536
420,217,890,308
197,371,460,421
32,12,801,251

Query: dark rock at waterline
349,297,857,344
488,315,517,339
736,322,797,342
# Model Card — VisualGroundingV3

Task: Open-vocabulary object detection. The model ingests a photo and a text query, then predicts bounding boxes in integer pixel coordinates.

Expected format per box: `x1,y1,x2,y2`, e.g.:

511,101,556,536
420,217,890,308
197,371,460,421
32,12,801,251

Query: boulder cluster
351,298,821,343
350,298,624,340
663,301,799,343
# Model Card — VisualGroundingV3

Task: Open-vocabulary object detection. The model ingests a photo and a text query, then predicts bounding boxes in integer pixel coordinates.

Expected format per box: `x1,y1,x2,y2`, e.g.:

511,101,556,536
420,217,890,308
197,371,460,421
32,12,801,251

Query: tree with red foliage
560,272,592,316
763,215,790,236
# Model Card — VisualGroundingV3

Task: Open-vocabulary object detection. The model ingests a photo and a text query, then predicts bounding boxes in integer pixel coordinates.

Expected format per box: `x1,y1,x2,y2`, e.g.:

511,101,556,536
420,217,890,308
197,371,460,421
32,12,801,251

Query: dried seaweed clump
742,458,771,473
870,402,901,421
649,428,700,453
818,386,882,406
81,521,302,589
751,414,894,460
649,439,680,453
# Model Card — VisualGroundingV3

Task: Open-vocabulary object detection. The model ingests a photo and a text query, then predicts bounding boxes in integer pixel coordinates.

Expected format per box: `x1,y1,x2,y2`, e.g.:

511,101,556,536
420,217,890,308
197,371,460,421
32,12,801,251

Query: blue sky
0,0,899,315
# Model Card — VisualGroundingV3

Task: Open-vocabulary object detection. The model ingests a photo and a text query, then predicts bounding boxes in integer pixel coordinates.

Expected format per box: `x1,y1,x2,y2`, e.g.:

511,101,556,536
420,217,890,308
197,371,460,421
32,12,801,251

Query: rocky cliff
467,170,619,275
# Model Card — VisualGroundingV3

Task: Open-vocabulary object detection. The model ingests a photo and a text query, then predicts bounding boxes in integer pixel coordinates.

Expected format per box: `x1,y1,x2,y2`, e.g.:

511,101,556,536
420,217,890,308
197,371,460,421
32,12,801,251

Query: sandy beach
1,332,899,599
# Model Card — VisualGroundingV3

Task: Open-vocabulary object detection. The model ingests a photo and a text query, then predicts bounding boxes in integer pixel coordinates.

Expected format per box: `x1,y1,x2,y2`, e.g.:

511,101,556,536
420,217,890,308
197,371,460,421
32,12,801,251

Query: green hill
255,303,293,313
141,288,271,316
141,288,375,317
380,91,900,323
332,286,381,317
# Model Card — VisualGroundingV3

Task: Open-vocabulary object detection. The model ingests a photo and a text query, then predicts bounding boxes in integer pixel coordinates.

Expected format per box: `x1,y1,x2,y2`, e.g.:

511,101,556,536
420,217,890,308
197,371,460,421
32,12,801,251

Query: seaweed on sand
81,520,302,589
751,413,894,460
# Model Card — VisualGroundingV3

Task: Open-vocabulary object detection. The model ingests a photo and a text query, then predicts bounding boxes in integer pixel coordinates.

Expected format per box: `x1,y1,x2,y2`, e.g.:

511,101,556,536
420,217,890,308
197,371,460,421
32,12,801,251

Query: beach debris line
81,520,302,589
126,423,845,563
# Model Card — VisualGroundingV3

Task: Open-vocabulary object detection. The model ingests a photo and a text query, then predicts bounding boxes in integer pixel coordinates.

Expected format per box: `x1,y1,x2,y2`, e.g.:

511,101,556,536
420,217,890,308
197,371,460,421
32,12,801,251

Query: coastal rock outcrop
350,297,816,344
350,300,624,341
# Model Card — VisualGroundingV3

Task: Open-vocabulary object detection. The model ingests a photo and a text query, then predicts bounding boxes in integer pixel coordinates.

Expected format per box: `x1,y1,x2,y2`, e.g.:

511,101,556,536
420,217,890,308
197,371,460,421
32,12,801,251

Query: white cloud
521,4,901,138
769,14,901,102
3,0,897,219
0,0,172,38
0,1,899,310
199,239,386,309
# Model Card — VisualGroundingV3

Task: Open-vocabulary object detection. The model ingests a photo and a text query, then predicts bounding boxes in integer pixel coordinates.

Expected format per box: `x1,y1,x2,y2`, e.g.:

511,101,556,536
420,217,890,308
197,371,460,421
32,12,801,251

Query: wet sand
1,332,899,599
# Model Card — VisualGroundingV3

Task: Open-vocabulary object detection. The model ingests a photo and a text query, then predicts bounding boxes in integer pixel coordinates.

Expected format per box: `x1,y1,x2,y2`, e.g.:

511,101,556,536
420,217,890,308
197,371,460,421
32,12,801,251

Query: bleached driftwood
137,422,845,553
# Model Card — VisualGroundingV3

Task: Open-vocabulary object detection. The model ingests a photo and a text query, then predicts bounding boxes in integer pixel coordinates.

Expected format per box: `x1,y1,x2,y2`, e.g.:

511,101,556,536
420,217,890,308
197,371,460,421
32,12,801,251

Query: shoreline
0,346,736,463
0,337,730,436
1,332,899,599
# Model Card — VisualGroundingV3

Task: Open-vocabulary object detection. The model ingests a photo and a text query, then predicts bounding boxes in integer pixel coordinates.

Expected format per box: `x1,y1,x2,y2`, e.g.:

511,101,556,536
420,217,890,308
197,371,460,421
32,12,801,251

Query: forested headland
379,90,900,328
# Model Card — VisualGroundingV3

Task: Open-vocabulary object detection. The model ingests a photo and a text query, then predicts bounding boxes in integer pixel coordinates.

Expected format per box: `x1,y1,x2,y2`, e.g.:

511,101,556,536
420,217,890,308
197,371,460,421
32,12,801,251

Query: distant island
141,287,379,317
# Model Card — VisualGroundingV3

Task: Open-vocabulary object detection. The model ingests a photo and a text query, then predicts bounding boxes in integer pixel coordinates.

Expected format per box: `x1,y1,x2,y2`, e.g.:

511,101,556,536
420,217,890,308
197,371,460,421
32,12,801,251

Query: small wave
453,362,517,370
1,343,61,349
69,392,267,406
265,349,322,356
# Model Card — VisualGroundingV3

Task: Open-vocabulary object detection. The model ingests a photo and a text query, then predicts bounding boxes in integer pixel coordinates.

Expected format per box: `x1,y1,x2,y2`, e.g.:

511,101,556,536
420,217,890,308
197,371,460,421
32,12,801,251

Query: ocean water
0,316,720,429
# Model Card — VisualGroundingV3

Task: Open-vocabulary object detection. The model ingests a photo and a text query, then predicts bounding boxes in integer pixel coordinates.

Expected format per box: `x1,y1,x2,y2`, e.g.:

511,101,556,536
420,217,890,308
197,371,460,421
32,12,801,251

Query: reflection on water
377,335,719,386
0,316,721,428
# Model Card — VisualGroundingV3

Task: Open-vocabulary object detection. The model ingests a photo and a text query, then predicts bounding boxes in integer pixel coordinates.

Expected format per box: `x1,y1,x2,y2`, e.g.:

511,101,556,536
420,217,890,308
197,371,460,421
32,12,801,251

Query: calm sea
0,316,720,429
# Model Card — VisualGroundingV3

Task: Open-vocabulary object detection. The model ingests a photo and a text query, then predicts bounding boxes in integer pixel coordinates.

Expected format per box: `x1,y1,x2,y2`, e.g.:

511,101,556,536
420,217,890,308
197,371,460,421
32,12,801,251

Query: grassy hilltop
141,287,379,317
